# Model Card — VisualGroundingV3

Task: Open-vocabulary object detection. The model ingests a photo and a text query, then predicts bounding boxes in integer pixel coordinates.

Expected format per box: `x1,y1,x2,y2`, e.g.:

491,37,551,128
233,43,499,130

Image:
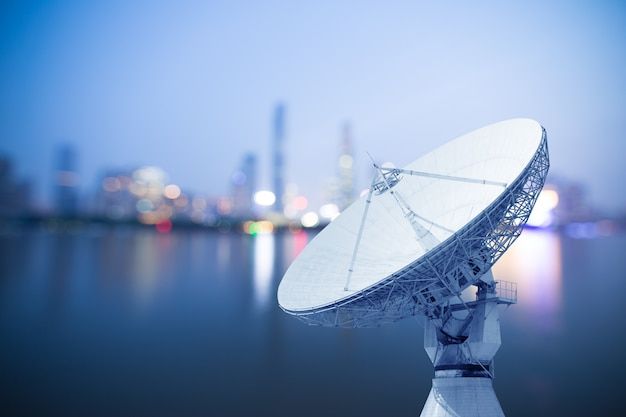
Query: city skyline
1,1,626,212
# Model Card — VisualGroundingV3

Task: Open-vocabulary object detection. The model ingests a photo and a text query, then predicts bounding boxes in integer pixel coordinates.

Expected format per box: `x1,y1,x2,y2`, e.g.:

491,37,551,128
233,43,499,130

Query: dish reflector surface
278,118,549,326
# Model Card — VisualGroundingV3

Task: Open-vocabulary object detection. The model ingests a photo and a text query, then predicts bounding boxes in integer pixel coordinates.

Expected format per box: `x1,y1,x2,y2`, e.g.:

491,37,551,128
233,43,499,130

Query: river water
1,227,624,416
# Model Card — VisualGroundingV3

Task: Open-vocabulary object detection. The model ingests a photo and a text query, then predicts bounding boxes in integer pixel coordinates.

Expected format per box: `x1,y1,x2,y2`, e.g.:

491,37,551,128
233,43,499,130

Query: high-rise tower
335,122,355,210
272,103,286,212
54,144,79,216
0,156,31,217
231,152,258,218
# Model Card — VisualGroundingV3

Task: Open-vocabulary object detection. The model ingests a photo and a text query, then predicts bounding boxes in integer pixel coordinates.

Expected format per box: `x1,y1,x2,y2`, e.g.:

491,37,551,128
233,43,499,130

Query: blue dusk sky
1,0,625,211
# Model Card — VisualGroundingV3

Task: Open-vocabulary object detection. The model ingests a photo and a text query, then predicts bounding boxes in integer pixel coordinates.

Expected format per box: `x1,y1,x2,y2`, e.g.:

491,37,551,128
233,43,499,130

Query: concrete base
420,377,504,417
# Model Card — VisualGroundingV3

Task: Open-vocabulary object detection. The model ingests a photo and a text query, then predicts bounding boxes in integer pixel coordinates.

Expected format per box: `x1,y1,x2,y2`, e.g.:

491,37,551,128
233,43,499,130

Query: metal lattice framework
283,129,549,328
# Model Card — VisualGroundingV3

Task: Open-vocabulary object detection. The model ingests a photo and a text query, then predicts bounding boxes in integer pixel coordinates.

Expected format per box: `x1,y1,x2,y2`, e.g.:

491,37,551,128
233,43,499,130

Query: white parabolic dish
278,118,548,322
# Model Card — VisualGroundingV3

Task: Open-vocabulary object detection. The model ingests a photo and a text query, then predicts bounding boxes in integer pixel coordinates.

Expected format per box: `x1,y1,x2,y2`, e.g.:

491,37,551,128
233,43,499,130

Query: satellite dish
277,118,550,417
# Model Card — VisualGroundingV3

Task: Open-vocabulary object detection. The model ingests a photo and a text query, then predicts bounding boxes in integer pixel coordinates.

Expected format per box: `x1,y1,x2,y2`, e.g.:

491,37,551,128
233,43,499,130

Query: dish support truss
283,129,549,328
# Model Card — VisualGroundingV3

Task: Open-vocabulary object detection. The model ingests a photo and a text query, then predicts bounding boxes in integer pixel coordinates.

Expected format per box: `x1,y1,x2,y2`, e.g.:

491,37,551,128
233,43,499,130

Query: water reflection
291,229,309,259
216,233,232,273
494,230,562,330
131,232,163,309
253,234,275,309
1,228,625,416
48,233,74,313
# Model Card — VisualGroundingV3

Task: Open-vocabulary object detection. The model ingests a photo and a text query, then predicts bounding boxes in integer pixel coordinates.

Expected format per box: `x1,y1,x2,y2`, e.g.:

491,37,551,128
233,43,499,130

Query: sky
1,0,625,212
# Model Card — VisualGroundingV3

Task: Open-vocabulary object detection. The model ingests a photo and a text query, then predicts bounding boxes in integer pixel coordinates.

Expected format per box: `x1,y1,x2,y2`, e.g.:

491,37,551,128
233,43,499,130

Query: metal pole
382,167,507,188
344,174,377,291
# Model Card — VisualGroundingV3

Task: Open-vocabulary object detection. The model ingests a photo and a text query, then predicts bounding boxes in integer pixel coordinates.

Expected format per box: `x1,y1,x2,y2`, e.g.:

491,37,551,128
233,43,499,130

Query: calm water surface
1,227,625,416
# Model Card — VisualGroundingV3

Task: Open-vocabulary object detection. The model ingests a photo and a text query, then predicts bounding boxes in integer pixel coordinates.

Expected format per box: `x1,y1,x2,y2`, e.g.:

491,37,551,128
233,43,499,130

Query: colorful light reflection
493,230,562,330
243,220,274,235
527,188,559,227
253,234,275,309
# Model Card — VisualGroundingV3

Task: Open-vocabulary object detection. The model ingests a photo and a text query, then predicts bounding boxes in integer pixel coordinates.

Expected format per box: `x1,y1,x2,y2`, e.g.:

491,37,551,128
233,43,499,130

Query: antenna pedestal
420,279,514,417
420,377,503,417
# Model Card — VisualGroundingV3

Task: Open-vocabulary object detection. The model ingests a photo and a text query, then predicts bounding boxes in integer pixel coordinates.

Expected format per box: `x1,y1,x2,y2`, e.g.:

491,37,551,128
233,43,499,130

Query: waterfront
1,227,625,416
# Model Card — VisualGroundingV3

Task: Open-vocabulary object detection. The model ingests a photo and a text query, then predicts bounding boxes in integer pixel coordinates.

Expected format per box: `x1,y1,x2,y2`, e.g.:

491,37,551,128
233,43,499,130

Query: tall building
0,155,32,217
94,168,137,220
54,144,79,216
95,165,196,224
334,122,355,210
272,103,286,212
231,152,258,218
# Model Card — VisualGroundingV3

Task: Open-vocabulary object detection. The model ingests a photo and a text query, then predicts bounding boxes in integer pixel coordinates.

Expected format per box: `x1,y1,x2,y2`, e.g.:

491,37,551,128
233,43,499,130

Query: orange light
243,221,254,234
163,184,181,199
244,220,274,235
256,220,274,234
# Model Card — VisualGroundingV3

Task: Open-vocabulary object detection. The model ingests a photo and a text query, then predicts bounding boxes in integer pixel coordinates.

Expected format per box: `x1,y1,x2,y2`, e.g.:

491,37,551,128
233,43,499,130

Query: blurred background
1,1,625,416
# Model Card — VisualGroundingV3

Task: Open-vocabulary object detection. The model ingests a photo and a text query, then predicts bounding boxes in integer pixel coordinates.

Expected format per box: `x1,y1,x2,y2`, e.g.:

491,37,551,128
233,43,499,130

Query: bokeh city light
253,190,276,207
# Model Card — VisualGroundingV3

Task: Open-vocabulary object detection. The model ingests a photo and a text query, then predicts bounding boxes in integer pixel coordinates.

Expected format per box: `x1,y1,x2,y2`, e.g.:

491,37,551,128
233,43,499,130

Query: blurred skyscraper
54,144,79,216
272,103,286,212
93,165,225,226
0,155,32,217
334,122,355,210
94,168,137,220
231,152,258,219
